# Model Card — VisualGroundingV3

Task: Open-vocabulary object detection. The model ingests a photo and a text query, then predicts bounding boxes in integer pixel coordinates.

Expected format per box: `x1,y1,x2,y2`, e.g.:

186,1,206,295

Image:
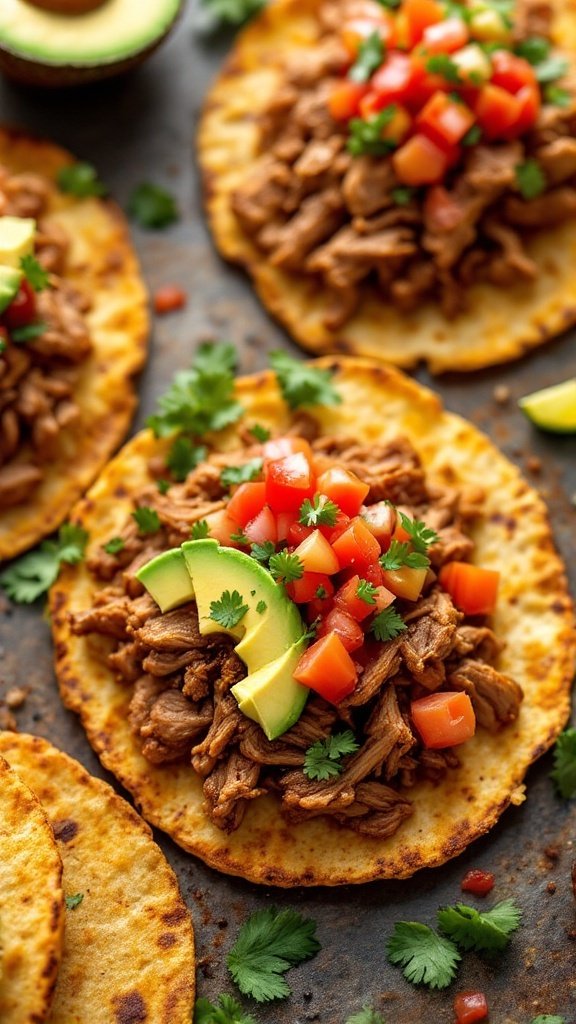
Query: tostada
50,351,575,885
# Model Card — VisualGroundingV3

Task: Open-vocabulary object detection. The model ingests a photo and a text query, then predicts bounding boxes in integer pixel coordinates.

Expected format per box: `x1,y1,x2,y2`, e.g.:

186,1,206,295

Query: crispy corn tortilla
0,128,148,560
0,753,64,1024
199,0,576,373
0,732,195,1024
51,357,576,886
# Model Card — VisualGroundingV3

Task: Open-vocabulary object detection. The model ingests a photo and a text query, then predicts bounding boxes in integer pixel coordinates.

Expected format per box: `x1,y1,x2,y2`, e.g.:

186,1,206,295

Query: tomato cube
332,517,382,569
329,80,369,121
262,436,314,464
294,633,358,703
226,482,266,528
439,562,500,615
422,16,469,53
293,530,341,575
286,572,334,604
4,279,36,329
411,691,476,748
358,97,413,142
244,505,277,545
474,83,521,139
318,607,365,653
205,509,244,548
461,869,495,897
514,82,540,135
490,50,535,93
265,452,316,513
316,467,370,517
361,502,397,545
335,574,375,621
417,91,475,146
371,52,415,105
454,991,489,1024
403,0,444,44
392,133,452,186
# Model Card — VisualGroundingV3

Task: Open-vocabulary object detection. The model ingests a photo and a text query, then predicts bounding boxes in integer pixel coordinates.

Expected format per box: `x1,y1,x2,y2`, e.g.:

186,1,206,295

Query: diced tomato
392,132,453,185
514,82,540,134
381,565,427,601
372,585,396,612
293,530,341,575
329,80,369,121
341,14,396,58
335,574,376,621
321,509,351,544
371,52,415,105
294,632,358,703
262,436,314,464
316,467,370,518
421,16,469,53
461,869,495,897
392,519,412,544
287,520,315,545
474,82,521,139
358,96,413,142
361,501,397,545
417,91,475,146
403,0,444,45
4,279,36,329
276,510,298,542
318,607,365,652
407,52,451,109
286,571,334,604
439,561,499,615
265,452,316,513
490,50,536,94
332,517,382,570
362,561,384,586
306,593,335,622
244,505,277,545
411,691,476,748
153,284,187,315
454,991,489,1024
205,509,244,548
226,482,266,528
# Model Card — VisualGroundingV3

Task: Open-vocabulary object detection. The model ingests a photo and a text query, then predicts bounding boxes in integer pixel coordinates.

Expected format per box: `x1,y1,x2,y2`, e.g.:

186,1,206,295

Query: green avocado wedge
232,638,309,741
135,548,194,613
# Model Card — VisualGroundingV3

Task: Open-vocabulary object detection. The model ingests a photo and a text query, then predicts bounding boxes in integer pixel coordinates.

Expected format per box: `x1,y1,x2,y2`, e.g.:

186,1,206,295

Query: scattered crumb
567,929,576,941
545,845,560,861
547,882,557,894
0,703,17,731
526,455,542,474
493,385,511,404
5,686,29,710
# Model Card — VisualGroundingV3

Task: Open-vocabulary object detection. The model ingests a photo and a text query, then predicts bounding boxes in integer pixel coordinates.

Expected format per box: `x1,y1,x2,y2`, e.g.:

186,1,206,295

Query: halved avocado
0,0,183,87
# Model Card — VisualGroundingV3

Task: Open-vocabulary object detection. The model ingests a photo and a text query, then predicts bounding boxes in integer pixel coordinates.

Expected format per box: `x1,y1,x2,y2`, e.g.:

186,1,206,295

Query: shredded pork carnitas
72,429,523,840
0,167,92,509
230,0,576,325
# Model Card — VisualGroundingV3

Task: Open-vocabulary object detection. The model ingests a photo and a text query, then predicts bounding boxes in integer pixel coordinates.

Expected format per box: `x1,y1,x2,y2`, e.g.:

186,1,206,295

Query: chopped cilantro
357,579,378,605
20,254,50,292
380,539,429,570
534,54,569,83
190,519,210,540
370,605,406,641
299,494,339,527
195,994,256,1024
103,537,125,555
248,423,271,442
462,124,482,146
530,1017,566,1024
386,922,461,989
399,512,439,553
256,599,267,614
166,438,206,482
545,85,571,107
132,507,161,534
551,727,576,798
269,351,341,410
127,182,178,229
515,35,550,64
303,730,359,781
209,589,248,629
201,0,265,25
147,342,243,438
227,907,320,1002
268,550,304,584
426,54,461,83
0,523,88,604
230,529,249,545
349,31,385,84
57,162,106,198
250,540,276,564
315,584,328,599
392,186,416,206
347,106,398,156
156,478,171,495
11,321,47,343
437,899,521,953
515,160,546,199
221,458,263,489
65,893,84,911
376,0,401,7
345,1008,386,1024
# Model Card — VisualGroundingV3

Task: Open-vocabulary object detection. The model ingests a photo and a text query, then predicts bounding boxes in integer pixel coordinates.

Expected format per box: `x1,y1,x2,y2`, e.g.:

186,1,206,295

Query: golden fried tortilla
0,753,64,1024
0,733,195,1024
50,357,575,886
198,0,576,373
0,128,148,561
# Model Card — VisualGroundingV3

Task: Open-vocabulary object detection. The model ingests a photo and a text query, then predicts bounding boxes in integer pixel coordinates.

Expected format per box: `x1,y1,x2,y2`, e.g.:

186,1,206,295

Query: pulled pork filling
230,0,576,324
71,429,523,840
0,167,92,509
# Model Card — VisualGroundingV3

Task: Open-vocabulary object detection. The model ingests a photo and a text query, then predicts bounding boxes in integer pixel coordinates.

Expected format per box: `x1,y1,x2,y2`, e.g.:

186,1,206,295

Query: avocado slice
135,548,194,613
0,217,35,270
232,639,309,741
0,265,23,315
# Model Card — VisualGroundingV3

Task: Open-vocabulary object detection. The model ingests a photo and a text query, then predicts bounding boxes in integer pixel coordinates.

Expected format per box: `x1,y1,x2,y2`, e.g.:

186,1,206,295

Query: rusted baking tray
0,3,575,1021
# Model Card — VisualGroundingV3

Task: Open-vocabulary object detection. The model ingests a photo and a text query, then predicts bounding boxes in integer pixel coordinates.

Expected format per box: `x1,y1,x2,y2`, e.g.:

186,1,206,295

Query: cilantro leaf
221,459,263,489
209,590,248,629
65,893,84,911
227,907,320,1002
315,584,328,599
530,1017,566,1024
462,124,482,146
147,342,242,438
256,599,267,614
346,1008,386,1024
157,478,171,494
551,728,576,798
132,507,161,534
349,31,385,84
299,494,339,527
230,529,249,545
534,54,569,82
516,159,546,199
545,84,571,107
0,523,88,604
195,994,256,1024
191,519,210,540
103,537,125,555
437,899,521,953
399,512,439,553
347,106,398,156
304,730,359,781
127,182,178,229
20,254,50,292
57,161,106,198
386,922,460,989
357,579,378,605
515,36,550,64
11,321,47,343
392,186,416,206
250,541,276,564
426,54,461,83
268,551,304,584
376,0,401,7
248,423,270,442
270,351,341,410
371,605,406,641
201,0,265,25
166,438,207,482
379,539,429,570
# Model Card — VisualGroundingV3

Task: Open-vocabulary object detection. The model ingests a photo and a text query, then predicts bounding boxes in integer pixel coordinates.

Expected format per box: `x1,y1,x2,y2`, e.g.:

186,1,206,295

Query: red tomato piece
293,529,341,575
334,574,375,621
407,52,451,110
393,133,452,185
490,50,536,94
321,510,351,544
318,607,365,653
265,452,316,513
411,691,476,749
4,279,36,329
474,83,521,139
205,509,244,548
362,561,384,586
403,0,444,44
286,572,334,604
341,14,396,58
439,561,500,615
371,52,415,105
262,436,314,464
514,82,540,134
244,505,277,545
306,593,335,622
332,517,382,570
422,15,469,53
276,510,297,542
373,585,396,612
316,466,370,517
329,80,369,121
153,284,187,315
294,633,358,703
417,91,476,146
461,869,495,897
454,991,489,1024
226,482,266,528
361,502,397,545
287,521,315,545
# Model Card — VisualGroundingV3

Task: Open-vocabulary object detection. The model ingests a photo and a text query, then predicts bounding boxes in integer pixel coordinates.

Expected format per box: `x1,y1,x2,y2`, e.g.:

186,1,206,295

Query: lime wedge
519,379,576,433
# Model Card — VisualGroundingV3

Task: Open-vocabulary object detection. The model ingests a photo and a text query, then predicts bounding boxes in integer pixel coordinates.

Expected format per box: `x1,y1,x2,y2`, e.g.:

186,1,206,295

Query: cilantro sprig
191,520,210,540
148,342,243,439
196,994,256,1024
370,606,406,641
248,423,270,442
303,730,359,781
270,351,341,410
268,551,304,584
127,182,179,229
349,31,385,84
399,512,439,553
57,161,106,198
250,540,276,564
166,438,206,482
426,54,461,83
515,160,546,199
438,899,521,953
387,922,461,989
345,1009,386,1024
357,579,378,605
551,728,576,798
347,106,398,156
530,1017,566,1024
0,523,88,603
209,590,249,629
132,507,161,534
103,537,125,555
299,494,339,528
227,907,320,1002
380,539,429,570
221,459,263,489
20,254,50,292
11,321,47,344
65,893,84,911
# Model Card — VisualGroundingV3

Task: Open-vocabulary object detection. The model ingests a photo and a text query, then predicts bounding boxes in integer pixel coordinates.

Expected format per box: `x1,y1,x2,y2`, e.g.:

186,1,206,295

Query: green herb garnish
227,907,320,1002
148,342,242,438
299,494,339,528
0,524,88,603
57,162,106,198
349,31,385,83
551,728,576,798
268,551,304,584
221,459,263,489
131,507,161,534
347,106,398,156
270,351,341,410
303,730,359,781
190,520,210,540
370,605,406,641
209,589,249,629
20,254,50,292
166,438,207,482
387,922,461,990
103,537,125,555
515,159,546,199
127,182,178,229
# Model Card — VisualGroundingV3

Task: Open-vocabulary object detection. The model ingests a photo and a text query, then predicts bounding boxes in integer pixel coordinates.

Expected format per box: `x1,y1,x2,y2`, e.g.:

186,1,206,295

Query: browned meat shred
228,0,576,326
0,167,93,509
71,433,523,839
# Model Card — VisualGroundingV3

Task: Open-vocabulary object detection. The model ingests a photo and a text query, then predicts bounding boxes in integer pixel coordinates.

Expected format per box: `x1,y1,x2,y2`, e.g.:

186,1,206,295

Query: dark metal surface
1,4,575,1021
